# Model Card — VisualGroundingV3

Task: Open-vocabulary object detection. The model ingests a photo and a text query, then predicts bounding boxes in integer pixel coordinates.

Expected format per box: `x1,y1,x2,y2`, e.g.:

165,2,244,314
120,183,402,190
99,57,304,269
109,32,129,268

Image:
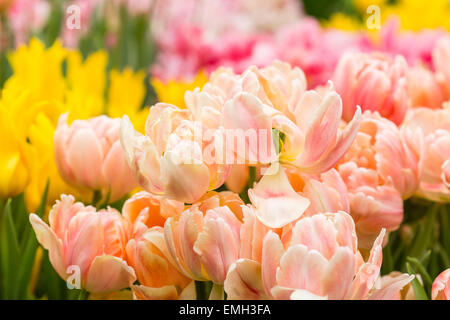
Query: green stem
77,289,89,300
195,281,212,300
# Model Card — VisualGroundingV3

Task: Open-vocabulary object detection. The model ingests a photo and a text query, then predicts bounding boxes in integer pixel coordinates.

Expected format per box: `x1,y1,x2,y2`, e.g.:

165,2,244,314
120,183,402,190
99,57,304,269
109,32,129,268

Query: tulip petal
249,165,310,228
369,274,414,300
224,259,268,300
29,214,66,280
261,231,285,298
132,285,179,300
85,255,136,293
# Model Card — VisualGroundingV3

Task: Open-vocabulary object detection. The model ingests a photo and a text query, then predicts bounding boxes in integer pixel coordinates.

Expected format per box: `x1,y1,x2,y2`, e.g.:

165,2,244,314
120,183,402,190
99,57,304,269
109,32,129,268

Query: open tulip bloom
0,0,449,304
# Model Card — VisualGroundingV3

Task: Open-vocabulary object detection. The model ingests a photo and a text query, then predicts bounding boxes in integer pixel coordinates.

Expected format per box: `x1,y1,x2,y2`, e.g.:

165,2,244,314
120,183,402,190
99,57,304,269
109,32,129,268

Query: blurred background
1,0,448,88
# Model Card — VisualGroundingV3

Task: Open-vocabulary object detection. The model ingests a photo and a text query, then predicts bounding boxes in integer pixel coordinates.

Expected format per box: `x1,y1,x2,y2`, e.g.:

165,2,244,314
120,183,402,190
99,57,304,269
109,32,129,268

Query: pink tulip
286,83,361,174
164,191,243,284
333,51,409,125
432,269,450,300
402,107,450,202
225,211,413,299
379,18,445,69
120,103,230,204
54,114,137,202
337,111,421,249
7,0,50,46
432,37,450,98
276,18,373,88
29,195,136,293
406,65,445,109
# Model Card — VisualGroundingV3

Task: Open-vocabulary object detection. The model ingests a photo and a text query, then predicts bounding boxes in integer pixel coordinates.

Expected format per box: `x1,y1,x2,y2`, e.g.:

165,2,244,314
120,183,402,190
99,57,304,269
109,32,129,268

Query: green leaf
406,257,433,288
0,199,21,299
381,245,394,275
14,182,49,299
408,203,439,259
406,262,429,300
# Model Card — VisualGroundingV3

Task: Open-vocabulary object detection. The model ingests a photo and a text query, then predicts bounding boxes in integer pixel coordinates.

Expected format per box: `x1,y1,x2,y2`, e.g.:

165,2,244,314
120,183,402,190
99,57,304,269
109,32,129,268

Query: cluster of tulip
0,0,449,301
27,53,450,300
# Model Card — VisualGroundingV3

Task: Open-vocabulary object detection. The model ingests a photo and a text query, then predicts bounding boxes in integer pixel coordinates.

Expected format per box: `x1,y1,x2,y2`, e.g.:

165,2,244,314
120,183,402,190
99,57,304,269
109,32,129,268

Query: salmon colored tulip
286,168,350,217
333,52,409,125
225,211,412,300
121,190,191,300
29,195,136,293
164,191,243,284
54,114,137,202
337,111,421,248
120,103,230,204
432,269,450,300
122,191,184,238
126,227,191,300
402,107,450,202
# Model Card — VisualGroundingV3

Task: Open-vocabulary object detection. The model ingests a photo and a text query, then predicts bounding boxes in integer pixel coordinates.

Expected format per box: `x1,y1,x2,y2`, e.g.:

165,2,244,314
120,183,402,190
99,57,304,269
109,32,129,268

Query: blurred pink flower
276,18,373,88
379,18,445,69
8,0,50,46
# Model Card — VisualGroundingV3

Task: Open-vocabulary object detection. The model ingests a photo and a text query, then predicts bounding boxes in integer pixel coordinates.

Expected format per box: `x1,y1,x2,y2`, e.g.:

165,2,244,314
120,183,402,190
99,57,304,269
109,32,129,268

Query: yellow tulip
25,111,90,211
107,68,147,132
151,71,208,108
65,50,108,120
5,38,67,104
0,103,31,198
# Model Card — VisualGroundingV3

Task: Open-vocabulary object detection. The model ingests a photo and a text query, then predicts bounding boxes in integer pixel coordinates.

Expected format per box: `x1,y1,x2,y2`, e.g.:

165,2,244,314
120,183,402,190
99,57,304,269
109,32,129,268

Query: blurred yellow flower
381,0,450,31
25,111,88,212
324,12,362,31
107,68,148,132
353,0,386,13
329,0,450,32
0,102,32,199
65,50,108,120
151,71,208,108
5,38,67,105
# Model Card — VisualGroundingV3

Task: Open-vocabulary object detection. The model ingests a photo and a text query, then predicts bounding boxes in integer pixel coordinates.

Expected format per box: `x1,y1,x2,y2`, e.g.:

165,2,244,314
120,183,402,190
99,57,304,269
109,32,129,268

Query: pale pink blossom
54,114,137,202
337,111,421,248
225,211,413,299
29,195,136,293
120,103,230,204
7,0,50,46
333,51,409,125
402,106,450,202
